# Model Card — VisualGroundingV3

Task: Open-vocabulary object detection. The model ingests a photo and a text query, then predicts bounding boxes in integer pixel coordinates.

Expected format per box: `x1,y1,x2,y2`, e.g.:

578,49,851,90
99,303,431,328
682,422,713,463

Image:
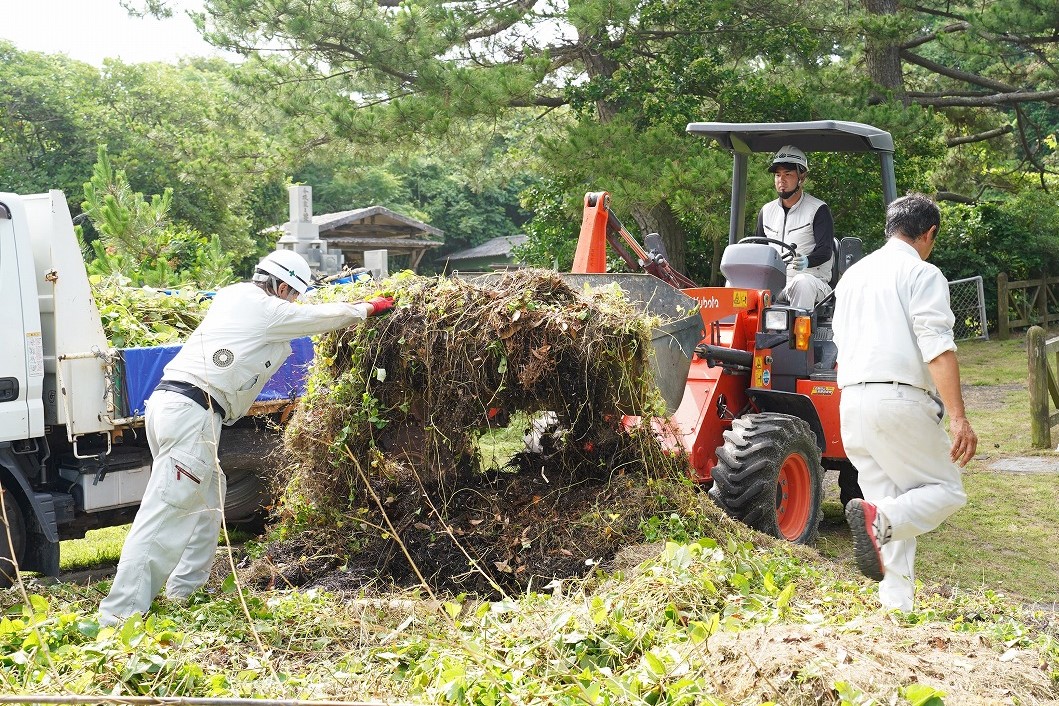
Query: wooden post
997,272,1009,340
1028,325,1050,449
1035,272,1047,325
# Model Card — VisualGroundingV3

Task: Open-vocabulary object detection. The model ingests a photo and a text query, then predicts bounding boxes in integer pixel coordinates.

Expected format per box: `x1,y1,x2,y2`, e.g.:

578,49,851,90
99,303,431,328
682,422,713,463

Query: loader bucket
558,274,701,412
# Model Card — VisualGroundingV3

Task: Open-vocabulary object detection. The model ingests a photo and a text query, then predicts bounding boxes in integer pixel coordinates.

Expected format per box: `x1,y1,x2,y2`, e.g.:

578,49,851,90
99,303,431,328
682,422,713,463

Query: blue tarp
118,337,315,417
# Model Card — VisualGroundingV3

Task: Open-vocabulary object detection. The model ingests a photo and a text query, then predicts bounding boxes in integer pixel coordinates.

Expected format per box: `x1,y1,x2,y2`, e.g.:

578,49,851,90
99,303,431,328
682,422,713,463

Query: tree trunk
629,200,686,274
579,30,688,272
862,0,906,104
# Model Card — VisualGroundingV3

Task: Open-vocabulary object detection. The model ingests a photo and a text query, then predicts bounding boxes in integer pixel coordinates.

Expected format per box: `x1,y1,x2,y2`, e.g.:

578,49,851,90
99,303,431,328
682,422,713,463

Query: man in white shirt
832,193,977,611
99,250,393,625
754,145,836,309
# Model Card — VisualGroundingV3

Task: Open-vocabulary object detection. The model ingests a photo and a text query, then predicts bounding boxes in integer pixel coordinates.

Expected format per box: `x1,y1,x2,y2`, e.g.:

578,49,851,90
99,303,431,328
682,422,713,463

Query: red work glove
366,296,394,316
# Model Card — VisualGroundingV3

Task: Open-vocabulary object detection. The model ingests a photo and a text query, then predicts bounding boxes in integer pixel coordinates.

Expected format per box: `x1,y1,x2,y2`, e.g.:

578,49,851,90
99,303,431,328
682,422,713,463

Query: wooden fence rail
997,272,1059,340
1027,326,1059,449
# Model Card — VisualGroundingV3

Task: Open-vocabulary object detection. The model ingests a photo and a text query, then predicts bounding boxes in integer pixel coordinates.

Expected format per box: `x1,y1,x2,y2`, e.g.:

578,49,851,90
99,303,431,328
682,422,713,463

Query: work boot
845,499,891,582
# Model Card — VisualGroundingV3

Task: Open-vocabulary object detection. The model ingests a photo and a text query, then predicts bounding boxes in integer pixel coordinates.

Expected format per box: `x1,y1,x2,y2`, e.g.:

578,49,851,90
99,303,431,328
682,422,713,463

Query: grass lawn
60,525,129,573
820,328,1059,604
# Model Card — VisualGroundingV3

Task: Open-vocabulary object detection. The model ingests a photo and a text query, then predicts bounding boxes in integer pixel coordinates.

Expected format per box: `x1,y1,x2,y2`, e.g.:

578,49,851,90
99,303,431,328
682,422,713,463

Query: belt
155,380,226,416
854,381,937,398
856,381,923,390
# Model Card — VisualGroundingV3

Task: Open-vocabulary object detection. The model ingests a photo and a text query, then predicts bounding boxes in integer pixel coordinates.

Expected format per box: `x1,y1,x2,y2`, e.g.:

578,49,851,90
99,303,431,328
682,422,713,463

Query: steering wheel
740,236,798,262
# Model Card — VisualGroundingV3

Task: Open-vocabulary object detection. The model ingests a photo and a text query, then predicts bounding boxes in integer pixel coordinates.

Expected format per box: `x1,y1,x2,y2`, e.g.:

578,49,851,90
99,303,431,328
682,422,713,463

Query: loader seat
812,236,864,378
827,238,841,289
816,237,863,319
835,236,863,280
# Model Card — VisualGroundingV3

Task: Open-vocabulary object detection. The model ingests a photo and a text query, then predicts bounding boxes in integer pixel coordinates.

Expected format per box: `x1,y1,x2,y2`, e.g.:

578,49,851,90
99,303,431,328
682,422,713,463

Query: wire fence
949,275,988,341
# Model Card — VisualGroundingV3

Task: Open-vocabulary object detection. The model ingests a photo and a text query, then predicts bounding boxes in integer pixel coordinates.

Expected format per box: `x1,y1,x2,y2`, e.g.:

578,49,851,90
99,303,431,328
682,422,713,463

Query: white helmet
254,249,312,296
769,145,808,173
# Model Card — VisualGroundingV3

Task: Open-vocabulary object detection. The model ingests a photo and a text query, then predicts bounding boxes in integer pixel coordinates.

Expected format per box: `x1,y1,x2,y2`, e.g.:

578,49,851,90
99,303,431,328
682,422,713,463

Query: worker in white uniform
832,193,977,612
754,145,835,309
99,250,392,625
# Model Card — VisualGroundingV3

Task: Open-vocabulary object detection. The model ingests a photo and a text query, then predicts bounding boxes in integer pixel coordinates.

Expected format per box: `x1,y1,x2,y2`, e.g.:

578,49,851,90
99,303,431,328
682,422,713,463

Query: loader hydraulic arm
572,192,697,289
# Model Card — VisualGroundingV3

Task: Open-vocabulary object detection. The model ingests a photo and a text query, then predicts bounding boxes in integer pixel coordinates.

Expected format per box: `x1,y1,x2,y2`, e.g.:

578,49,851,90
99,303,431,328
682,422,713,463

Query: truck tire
219,427,280,527
0,491,26,589
709,412,823,545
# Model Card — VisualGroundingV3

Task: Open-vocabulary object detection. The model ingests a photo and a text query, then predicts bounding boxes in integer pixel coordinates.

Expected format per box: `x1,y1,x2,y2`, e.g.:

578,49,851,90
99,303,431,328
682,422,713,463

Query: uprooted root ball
254,269,697,596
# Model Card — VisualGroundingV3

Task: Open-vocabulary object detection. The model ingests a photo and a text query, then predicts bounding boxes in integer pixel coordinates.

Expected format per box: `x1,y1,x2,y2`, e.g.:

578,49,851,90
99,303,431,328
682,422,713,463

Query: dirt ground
704,620,1058,705
961,383,1025,411
244,440,699,598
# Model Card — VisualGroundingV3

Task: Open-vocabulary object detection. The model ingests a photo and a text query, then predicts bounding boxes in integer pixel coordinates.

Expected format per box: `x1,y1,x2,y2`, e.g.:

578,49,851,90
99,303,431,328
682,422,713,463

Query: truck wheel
224,468,269,526
219,427,280,527
0,491,26,589
709,412,823,545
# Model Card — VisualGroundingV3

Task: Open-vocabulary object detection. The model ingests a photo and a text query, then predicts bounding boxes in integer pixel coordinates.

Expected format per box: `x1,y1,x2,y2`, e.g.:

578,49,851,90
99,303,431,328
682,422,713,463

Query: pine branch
312,40,419,84
900,49,1050,96
902,21,970,51
907,90,992,98
911,89,1059,107
908,4,968,22
509,95,567,108
463,0,538,42
936,191,977,204
946,125,1014,146
1013,105,1050,175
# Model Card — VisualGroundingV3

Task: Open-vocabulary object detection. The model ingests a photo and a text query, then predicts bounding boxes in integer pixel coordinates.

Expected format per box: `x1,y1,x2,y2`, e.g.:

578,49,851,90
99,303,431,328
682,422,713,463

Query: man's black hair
885,193,940,241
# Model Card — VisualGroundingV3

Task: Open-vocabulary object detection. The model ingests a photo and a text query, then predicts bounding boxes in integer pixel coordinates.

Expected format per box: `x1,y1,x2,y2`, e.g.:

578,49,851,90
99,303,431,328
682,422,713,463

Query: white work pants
781,273,831,310
99,391,225,623
840,383,966,611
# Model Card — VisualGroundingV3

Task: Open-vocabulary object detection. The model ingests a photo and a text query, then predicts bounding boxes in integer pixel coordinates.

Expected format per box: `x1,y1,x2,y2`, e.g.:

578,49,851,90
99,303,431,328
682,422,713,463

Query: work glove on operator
792,254,809,272
366,296,395,316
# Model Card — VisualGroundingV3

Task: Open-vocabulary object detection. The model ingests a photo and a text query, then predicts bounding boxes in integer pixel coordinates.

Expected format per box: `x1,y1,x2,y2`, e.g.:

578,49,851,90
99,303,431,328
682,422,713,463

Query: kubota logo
699,296,721,308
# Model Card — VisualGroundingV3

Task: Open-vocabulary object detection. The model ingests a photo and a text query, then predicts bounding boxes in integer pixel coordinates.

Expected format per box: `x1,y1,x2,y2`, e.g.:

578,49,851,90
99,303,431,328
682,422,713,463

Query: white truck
1,190,306,587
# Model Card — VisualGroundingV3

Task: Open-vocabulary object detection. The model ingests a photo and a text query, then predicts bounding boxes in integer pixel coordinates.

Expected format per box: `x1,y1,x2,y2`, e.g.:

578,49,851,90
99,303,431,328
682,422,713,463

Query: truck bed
115,337,315,419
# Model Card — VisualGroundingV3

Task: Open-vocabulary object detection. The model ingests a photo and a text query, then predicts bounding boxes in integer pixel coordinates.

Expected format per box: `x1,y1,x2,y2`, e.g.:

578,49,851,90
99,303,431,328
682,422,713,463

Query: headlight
763,308,789,332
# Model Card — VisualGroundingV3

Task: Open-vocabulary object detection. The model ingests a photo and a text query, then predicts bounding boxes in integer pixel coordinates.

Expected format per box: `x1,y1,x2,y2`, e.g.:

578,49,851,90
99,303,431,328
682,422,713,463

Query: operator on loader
99,250,394,626
754,145,835,309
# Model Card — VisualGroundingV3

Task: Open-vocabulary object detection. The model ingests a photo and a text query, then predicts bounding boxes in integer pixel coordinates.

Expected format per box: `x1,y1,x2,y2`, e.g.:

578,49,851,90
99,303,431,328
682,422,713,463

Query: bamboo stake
0,696,416,706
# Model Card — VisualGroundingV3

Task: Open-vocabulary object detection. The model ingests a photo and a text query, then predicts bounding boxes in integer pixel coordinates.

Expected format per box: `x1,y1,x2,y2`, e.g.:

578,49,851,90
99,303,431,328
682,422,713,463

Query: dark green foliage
0,43,290,277
932,194,1059,329
517,178,582,270
0,42,105,208
79,146,236,288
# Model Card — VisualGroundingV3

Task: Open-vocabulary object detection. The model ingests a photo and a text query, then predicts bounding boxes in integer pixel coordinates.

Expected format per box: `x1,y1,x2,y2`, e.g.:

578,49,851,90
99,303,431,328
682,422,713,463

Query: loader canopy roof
685,120,898,244
686,120,894,155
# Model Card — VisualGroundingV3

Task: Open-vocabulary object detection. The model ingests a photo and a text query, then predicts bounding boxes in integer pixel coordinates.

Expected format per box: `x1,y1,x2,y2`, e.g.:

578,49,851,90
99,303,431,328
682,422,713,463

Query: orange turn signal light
794,316,811,350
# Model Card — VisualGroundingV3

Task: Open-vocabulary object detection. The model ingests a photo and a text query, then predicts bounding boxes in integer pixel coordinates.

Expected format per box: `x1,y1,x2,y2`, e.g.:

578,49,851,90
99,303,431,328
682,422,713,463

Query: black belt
857,381,922,390
155,380,226,416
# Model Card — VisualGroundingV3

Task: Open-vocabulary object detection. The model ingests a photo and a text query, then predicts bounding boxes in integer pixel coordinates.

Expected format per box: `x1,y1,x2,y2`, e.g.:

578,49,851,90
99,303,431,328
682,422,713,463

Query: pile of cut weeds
245,269,703,597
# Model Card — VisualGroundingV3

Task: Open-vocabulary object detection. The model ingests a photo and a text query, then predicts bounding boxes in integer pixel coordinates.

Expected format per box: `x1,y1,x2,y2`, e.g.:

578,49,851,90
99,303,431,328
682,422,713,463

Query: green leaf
644,651,666,677
902,683,946,706
27,594,49,614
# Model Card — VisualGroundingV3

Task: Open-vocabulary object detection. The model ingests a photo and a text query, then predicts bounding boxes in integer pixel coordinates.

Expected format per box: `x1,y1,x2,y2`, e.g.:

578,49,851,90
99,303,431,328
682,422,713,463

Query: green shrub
933,191,1059,330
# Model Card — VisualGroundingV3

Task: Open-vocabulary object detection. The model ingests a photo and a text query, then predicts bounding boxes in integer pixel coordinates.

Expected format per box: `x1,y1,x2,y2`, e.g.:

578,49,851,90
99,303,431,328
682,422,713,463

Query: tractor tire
709,412,823,545
0,491,26,589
